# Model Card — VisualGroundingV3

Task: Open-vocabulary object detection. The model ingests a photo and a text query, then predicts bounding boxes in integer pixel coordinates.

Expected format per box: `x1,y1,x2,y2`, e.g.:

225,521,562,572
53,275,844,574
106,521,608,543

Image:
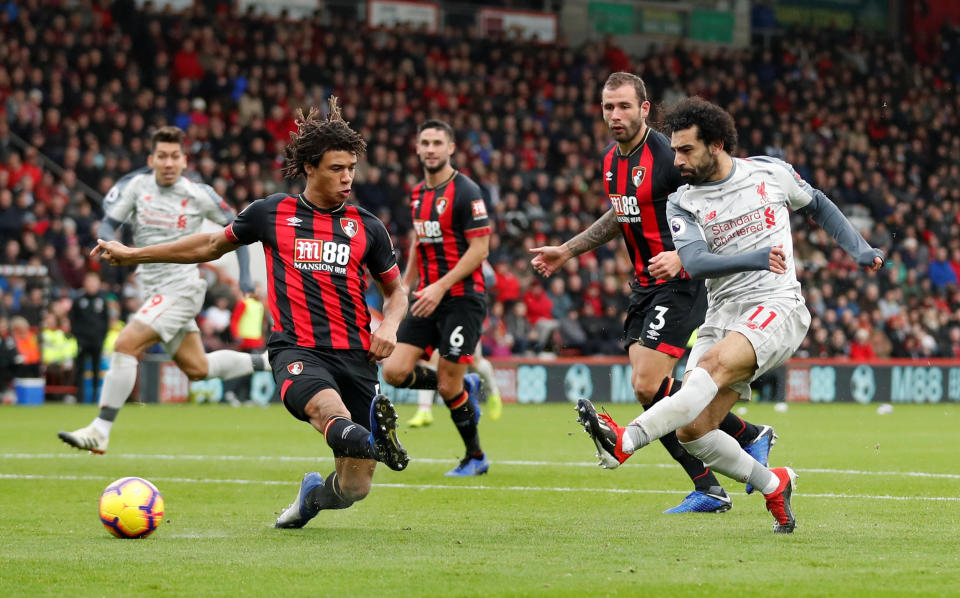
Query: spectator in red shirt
522,281,553,325
849,328,877,361
493,261,520,304
173,39,205,82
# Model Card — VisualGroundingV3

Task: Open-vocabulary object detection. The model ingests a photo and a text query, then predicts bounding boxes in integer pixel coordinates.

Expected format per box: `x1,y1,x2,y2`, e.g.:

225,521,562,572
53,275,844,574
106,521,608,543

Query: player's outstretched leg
647,378,731,513
369,395,409,471
764,467,797,533
575,399,632,469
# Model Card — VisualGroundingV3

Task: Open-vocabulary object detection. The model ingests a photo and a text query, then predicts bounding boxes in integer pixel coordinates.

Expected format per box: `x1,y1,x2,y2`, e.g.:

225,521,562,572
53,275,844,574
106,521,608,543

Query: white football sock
98,353,139,411
92,417,113,437
205,350,255,380
471,357,500,396
417,389,435,410
630,367,718,443
681,429,779,492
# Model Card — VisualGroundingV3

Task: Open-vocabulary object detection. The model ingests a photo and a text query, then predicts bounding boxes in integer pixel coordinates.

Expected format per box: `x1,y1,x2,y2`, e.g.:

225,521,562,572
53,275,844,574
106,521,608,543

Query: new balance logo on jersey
293,238,351,273
609,194,642,222
414,219,443,242
705,210,717,223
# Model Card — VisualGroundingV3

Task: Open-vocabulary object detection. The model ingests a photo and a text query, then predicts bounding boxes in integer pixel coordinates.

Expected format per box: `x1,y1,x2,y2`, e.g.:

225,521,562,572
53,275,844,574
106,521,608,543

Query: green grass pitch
1,402,958,597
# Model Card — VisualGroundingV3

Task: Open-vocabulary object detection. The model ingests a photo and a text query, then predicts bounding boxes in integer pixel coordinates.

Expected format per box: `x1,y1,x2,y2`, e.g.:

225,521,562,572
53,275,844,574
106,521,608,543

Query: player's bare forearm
93,232,234,265
434,235,490,292
564,208,619,257
402,233,420,290
378,277,409,331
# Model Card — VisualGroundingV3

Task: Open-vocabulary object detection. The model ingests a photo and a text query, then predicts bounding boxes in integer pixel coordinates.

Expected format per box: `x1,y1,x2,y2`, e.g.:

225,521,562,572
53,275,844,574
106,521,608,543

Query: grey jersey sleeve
757,156,884,267
100,168,148,241
667,201,771,279
198,183,235,226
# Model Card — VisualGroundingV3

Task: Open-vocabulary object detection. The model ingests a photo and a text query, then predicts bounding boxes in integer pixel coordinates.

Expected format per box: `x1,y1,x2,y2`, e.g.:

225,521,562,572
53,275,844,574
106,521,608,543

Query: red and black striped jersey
601,128,687,287
225,193,400,351
410,171,491,298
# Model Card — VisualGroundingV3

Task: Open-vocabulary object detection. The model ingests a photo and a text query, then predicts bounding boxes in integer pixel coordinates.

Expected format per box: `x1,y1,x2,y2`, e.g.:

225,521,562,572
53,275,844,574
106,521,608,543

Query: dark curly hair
281,96,367,180
663,96,738,153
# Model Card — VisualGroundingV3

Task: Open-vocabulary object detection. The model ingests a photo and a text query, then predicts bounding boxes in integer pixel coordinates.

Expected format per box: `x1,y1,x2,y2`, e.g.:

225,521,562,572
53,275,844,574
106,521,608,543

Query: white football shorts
686,296,810,401
131,281,206,356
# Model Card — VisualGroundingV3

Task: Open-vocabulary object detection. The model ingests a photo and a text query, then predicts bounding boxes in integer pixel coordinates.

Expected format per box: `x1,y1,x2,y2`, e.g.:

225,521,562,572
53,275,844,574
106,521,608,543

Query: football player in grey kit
577,97,883,533
58,126,268,454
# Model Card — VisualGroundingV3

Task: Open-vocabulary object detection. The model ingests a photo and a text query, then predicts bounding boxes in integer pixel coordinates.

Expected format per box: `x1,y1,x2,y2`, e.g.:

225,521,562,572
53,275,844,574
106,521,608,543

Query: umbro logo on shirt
286,217,302,226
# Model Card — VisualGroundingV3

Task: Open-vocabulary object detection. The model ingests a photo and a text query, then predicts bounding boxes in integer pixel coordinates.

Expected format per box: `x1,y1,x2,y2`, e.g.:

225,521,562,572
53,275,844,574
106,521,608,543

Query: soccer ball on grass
98,477,165,539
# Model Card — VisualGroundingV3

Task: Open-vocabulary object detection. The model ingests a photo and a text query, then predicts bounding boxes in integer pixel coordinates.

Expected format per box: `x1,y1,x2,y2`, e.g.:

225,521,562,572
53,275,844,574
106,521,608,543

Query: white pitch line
3,452,960,480
1,473,958,502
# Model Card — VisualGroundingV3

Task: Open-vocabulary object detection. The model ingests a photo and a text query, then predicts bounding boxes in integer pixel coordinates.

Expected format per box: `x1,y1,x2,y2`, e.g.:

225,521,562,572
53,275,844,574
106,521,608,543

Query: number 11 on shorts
747,305,777,330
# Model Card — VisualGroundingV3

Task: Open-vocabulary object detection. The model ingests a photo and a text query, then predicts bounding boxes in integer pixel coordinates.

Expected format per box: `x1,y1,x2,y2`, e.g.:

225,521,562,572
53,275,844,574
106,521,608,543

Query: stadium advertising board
479,8,557,43
785,359,960,404
773,0,887,32
368,0,439,33
137,357,960,405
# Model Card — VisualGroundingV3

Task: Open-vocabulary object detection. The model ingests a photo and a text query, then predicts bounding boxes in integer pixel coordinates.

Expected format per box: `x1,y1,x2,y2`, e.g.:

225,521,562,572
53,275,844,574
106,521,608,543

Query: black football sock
443,389,482,457
719,413,762,448
322,416,375,459
659,430,722,492
396,365,439,390
98,406,119,422
648,377,722,492
306,471,353,510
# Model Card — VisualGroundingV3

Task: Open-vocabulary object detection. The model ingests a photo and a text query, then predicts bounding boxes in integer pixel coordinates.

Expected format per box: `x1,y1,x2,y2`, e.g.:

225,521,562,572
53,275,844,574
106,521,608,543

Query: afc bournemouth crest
632,166,646,187
340,217,358,238
287,361,303,375
436,197,449,214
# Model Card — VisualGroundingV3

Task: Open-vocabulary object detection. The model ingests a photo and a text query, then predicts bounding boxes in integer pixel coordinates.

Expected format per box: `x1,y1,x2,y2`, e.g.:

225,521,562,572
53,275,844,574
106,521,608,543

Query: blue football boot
744,425,777,494
275,472,324,528
464,373,484,424
664,487,732,513
445,454,490,477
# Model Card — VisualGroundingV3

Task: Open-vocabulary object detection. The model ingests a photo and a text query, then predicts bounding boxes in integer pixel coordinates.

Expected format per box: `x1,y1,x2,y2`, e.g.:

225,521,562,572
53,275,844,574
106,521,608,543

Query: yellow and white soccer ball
98,477,165,539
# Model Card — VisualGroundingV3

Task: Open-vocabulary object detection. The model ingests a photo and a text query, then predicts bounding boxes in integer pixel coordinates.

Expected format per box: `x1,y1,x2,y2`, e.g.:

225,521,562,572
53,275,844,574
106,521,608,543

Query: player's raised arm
531,207,619,277
764,157,885,271
92,230,238,266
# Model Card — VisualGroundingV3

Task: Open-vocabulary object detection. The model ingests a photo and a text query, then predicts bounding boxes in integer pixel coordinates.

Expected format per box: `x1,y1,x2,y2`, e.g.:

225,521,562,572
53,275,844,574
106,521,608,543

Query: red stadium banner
478,8,557,43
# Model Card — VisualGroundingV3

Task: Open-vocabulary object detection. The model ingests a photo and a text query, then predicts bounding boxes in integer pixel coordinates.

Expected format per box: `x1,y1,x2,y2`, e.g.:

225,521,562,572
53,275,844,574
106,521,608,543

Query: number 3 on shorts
649,305,669,331
449,325,465,348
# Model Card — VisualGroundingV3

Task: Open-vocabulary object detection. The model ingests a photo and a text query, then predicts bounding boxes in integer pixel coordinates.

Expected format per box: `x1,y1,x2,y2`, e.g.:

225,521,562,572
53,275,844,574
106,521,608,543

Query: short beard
421,158,448,175
609,118,643,143
680,153,719,185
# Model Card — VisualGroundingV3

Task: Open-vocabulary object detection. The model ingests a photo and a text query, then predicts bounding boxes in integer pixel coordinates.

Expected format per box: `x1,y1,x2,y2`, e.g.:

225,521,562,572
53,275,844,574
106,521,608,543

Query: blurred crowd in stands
2,0,960,399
